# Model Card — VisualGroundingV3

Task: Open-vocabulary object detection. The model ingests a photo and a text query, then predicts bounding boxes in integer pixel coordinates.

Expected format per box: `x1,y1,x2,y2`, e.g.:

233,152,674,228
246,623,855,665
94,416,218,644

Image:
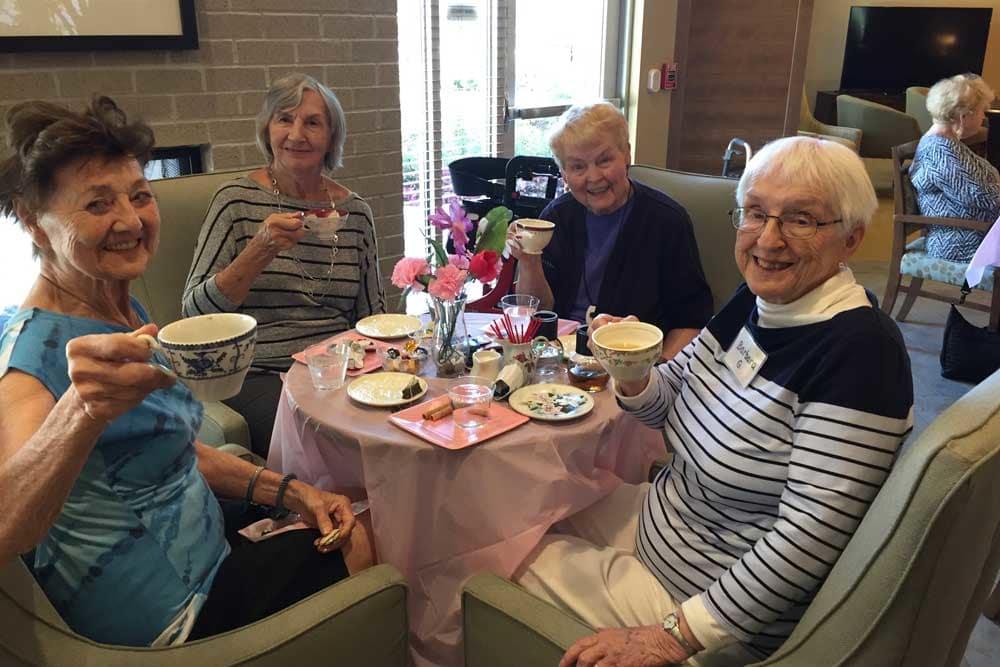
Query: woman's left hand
560,626,688,667
284,481,356,553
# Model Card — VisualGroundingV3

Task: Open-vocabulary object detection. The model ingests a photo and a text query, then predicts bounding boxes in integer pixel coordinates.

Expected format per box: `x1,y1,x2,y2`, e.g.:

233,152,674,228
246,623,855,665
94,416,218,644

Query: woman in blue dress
910,74,999,262
0,97,374,645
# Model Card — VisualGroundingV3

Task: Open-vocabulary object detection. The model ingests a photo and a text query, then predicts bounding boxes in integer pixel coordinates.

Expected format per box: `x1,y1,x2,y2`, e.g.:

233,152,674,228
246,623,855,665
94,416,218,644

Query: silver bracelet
243,465,266,512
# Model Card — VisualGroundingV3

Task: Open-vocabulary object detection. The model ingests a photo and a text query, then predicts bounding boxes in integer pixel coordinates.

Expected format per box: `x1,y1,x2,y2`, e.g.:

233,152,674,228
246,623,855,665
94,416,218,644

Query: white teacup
513,219,555,254
136,313,257,401
590,321,663,384
303,209,347,241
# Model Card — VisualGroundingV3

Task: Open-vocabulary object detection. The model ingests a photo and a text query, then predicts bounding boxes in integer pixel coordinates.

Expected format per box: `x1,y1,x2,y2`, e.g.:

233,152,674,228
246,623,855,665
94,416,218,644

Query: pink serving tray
292,331,389,376
389,397,529,449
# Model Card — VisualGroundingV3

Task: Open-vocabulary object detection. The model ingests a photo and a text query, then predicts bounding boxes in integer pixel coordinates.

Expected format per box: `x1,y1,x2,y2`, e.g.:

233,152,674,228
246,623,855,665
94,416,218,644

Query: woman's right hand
588,313,649,397
254,211,306,256
505,221,529,262
66,323,177,424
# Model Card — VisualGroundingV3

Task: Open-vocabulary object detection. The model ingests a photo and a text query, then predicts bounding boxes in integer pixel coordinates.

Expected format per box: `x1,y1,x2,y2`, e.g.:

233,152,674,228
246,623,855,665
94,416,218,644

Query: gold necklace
38,273,136,328
266,166,339,299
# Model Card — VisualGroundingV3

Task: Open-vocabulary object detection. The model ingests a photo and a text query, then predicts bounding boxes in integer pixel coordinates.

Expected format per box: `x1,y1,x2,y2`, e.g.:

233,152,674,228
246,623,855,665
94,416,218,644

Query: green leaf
397,285,411,311
475,206,513,254
428,237,449,268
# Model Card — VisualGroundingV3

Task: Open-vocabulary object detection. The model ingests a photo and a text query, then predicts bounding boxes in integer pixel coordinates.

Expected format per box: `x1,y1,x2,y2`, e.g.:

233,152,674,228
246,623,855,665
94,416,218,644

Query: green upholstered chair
134,169,252,450
836,95,922,159
837,95,923,198
906,86,933,134
798,88,862,152
628,165,744,312
462,365,1000,667
0,559,409,666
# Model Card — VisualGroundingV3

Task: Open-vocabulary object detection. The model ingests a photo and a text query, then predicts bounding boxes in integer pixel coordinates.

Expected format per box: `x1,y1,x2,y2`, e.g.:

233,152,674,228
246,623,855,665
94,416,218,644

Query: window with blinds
399,0,626,260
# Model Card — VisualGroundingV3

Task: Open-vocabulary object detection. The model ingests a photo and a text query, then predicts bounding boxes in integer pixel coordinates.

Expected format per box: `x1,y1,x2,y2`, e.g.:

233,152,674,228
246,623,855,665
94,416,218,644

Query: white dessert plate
355,314,423,339
347,372,428,407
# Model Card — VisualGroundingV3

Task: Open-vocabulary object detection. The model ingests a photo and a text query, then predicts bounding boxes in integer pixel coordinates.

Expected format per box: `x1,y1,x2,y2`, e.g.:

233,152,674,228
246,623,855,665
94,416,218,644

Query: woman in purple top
508,103,712,360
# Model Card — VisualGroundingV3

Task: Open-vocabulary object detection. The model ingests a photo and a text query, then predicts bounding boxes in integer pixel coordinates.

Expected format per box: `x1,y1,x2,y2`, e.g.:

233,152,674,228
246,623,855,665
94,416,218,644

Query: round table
267,314,665,667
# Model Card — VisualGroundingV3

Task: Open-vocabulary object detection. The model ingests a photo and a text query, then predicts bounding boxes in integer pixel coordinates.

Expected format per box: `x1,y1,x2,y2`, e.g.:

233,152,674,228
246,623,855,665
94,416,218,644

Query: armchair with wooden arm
881,140,999,332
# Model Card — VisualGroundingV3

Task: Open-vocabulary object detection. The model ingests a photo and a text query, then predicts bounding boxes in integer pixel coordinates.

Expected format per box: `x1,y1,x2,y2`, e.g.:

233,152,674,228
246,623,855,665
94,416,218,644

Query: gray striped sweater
182,177,385,372
622,284,913,660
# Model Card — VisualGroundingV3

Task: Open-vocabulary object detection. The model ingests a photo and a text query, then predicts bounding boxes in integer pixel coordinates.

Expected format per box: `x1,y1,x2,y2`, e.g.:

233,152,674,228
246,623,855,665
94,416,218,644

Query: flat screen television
840,6,992,92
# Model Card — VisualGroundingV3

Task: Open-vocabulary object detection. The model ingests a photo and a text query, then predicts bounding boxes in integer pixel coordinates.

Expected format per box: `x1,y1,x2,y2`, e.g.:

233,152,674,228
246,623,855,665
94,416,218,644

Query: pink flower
429,200,473,254
428,264,467,301
391,256,430,291
448,253,470,270
468,249,501,283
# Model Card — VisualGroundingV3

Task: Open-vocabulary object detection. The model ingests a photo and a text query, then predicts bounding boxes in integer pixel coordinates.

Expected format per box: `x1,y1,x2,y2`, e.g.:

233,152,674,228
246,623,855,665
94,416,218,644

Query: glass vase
430,294,469,378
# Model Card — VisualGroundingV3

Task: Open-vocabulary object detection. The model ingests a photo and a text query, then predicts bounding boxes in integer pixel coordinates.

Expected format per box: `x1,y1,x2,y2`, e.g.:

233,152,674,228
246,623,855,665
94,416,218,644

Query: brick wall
0,0,405,307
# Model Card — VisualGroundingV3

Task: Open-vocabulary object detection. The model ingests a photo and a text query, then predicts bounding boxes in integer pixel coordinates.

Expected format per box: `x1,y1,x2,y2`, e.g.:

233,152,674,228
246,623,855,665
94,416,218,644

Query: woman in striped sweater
183,74,385,455
515,136,913,666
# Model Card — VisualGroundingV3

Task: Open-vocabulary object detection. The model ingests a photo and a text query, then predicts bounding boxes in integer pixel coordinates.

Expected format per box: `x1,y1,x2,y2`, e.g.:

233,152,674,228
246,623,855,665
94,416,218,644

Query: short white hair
548,102,629,169
926,73,995,125
736,136,877,232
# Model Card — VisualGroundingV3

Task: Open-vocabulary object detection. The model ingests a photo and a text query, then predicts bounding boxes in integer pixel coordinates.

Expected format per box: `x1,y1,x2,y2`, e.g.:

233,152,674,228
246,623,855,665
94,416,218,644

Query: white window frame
500,0,628,155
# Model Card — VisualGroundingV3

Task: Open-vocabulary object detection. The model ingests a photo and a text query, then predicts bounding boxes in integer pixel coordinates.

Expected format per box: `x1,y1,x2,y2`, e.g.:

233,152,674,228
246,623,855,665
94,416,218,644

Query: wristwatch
662,612,697,656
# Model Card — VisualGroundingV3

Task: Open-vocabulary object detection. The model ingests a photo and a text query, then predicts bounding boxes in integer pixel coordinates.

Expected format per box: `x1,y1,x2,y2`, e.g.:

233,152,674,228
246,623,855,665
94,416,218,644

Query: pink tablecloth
267,316,665,667
966,213,1000,288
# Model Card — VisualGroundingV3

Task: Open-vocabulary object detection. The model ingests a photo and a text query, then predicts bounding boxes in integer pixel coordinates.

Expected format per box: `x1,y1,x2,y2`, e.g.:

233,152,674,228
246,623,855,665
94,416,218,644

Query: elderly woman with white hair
514,136,914,667
509,102,712,359
910,73,999,262
184,73,385,455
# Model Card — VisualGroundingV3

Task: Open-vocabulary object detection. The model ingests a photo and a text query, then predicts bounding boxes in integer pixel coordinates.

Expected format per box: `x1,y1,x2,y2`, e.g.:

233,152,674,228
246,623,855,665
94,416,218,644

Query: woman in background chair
0,97,374,645
507,102,712,360
184,74,385,456
515,136,913,667
910,74,999,262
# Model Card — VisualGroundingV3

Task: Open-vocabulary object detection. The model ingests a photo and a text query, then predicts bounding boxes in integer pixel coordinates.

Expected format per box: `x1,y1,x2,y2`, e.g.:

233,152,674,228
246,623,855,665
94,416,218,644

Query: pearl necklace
267,166,339,299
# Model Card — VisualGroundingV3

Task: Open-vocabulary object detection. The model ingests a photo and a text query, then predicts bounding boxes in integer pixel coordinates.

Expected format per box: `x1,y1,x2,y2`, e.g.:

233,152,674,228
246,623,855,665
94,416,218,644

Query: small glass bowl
379,343,430,375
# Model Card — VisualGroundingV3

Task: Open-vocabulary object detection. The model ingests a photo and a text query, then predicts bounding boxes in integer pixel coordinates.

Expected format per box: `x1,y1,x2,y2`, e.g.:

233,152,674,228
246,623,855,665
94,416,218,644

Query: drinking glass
448,375,494,430
499,294,540,334
532,338,566,384
307,343,350,390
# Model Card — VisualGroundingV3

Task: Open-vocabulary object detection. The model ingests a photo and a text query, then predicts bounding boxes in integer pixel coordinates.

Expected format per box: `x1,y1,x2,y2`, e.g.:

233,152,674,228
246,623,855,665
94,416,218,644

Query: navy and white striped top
623,285,913,659
909,134,1000,262
182,177,385,373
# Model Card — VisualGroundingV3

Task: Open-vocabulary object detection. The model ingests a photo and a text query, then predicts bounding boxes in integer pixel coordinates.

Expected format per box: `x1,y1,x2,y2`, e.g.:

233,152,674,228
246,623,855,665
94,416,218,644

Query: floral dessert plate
508,383,594,421
347,372,428,407
355,314,423,339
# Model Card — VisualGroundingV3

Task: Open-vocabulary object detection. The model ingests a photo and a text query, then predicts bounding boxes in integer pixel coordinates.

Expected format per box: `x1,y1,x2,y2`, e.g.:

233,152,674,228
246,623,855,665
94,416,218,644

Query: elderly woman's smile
35,156,159,283
561,137,632,215
736,178,864,305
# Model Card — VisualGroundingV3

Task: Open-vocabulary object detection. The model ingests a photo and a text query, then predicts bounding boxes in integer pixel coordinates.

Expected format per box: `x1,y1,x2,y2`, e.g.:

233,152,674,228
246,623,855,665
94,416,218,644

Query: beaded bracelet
270,473,297,520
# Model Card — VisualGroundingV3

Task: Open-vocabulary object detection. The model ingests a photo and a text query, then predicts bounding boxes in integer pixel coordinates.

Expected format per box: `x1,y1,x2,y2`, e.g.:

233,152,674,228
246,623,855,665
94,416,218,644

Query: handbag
940,285,1000,383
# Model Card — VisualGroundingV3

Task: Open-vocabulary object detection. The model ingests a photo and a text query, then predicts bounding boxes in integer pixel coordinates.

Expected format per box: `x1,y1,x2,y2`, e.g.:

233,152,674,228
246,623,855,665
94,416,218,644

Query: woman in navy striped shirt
515,136,913,666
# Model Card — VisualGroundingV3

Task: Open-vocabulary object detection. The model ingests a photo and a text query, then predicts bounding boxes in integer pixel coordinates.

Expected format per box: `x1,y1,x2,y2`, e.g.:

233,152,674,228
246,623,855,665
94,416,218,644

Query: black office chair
448,156,507,218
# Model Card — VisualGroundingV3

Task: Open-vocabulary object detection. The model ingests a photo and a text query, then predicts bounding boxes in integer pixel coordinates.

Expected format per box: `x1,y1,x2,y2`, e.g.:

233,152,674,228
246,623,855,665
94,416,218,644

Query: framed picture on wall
0,0,198,52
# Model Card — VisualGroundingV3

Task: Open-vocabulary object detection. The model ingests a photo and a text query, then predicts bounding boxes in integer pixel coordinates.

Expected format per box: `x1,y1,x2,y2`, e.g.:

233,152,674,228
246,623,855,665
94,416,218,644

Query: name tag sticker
723,327,767,388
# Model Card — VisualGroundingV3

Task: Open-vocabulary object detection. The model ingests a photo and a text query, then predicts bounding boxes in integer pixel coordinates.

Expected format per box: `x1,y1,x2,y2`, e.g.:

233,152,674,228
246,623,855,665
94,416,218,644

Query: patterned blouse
909,134,1000,262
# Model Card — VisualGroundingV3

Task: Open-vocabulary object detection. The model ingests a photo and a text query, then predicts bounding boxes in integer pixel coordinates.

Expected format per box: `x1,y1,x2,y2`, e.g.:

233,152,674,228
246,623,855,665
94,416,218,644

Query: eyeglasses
729,207,842,240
